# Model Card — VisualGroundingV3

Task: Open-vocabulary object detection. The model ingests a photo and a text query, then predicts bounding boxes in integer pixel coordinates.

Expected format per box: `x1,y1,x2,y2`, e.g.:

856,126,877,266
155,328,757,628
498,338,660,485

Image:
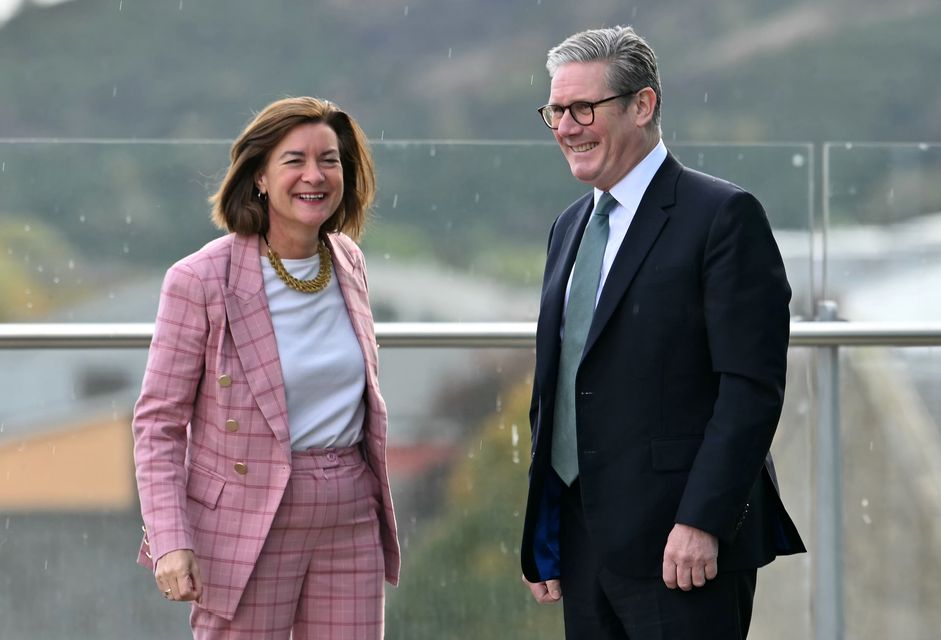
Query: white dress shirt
564,139,668,310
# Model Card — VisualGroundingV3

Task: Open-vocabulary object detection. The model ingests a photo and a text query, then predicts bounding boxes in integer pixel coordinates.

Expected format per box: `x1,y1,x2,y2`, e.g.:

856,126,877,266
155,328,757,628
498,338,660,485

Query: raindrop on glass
68,260,75,269
918,143,929,151
448,48,452,59
79,215,86,223
24,224,31,232
403,5,408,16
474,193,480,204
380,130,385,141
392,194,398,208
113,85,118,98
860,498,869,507
861,513,872,525
530,74,535,86
1,162,5,172
511,423,519,448
844,142,853,150
123,243,130,254
429,146,437,157
703,93,708,103
791,154,805,168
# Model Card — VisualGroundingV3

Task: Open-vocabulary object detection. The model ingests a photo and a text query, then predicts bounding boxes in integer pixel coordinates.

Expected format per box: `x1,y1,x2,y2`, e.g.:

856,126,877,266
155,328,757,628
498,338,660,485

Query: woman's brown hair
209,97,375,241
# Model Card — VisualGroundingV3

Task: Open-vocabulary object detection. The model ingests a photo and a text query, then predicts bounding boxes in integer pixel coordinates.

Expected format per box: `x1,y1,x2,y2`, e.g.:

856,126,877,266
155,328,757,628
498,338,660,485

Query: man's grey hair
546,25,662,130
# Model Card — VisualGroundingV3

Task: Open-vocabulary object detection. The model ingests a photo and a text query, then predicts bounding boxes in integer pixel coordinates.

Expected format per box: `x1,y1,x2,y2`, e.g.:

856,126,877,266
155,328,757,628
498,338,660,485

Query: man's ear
633,87,657,128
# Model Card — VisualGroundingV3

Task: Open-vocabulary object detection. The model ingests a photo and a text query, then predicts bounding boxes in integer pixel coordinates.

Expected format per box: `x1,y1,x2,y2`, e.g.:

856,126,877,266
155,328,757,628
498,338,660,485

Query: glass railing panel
823,142,941,321
837,345,941,638
0,343,826,638
368,141,815,322
0,140,813,324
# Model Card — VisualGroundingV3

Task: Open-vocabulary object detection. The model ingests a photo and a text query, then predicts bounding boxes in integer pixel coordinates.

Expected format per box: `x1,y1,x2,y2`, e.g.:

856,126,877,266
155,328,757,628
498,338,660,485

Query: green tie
551,192,617,486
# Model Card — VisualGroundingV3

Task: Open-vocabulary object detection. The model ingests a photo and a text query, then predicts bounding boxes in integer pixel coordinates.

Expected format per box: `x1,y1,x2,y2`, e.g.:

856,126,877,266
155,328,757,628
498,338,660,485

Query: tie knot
594,192,617,218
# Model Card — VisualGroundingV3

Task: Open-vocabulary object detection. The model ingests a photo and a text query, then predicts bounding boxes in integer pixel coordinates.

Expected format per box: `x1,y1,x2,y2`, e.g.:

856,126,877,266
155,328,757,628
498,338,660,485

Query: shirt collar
594,139,668,213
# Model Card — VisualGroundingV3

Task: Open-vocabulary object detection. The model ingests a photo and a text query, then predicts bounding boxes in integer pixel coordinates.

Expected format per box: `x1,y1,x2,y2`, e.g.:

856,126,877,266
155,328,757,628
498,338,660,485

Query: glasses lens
540,106,558,128
571,102,594,126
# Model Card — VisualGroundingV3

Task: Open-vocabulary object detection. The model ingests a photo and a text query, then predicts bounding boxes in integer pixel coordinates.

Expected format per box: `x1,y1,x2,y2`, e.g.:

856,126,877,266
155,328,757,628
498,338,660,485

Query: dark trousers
559,480,757,640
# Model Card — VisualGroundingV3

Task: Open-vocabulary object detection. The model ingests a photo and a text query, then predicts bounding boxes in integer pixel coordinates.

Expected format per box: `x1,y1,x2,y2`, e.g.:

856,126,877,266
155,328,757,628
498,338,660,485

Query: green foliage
0,216,87,320
385,380,564,640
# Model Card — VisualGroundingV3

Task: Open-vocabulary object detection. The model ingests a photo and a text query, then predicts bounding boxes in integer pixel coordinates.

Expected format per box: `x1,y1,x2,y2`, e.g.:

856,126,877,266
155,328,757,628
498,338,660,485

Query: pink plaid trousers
190,444,385,639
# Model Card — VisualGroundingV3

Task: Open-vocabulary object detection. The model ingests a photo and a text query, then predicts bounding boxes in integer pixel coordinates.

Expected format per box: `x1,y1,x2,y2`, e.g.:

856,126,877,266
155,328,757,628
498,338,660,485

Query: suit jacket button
225,419,239,432
218,374,232,387
234,462,248,475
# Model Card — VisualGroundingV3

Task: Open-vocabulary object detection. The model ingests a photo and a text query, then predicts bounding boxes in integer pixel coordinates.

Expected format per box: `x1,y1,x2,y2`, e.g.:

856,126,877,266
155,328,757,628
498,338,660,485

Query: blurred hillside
2,0,941,142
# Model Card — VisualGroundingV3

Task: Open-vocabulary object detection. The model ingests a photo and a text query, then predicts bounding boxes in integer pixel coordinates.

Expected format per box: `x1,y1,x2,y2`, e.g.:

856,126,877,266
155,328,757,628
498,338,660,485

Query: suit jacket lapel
222,233,292,456
538,195,594,378
583,154,680,357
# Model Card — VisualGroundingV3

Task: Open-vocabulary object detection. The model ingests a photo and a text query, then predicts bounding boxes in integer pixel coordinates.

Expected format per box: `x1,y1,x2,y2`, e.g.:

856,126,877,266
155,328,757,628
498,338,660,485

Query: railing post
814,300,844,640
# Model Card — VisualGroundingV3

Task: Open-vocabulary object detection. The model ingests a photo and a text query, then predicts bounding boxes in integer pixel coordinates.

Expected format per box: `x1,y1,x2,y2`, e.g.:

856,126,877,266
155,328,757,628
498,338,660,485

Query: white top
261,253,366,450
564,139,668,309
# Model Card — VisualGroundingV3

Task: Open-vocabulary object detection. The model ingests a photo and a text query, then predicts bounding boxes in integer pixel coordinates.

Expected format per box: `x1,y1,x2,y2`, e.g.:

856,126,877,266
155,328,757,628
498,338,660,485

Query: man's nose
556,108,582,135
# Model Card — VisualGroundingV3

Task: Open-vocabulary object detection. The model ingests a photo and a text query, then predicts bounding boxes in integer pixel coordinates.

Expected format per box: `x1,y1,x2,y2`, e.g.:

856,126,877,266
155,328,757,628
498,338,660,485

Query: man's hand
522,575,562,604
662,523,718,591
155,549,203,602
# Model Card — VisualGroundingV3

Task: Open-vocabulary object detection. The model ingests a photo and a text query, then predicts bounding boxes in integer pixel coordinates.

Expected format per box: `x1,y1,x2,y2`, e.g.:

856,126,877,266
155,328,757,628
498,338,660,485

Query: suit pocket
651,436,702,471
187,464,226,510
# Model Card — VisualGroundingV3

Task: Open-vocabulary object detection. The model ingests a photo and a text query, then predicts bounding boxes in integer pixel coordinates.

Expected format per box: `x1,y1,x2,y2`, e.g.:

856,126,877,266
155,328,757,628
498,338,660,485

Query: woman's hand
155,549,203,602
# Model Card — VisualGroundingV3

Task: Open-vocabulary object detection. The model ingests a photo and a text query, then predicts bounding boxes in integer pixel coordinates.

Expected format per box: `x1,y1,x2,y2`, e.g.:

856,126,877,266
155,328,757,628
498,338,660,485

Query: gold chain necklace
266,239,332,294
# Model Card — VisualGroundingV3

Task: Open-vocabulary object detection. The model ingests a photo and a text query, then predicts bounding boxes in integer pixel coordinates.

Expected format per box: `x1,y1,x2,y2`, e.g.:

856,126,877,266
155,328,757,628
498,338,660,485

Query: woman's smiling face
257,122,344,253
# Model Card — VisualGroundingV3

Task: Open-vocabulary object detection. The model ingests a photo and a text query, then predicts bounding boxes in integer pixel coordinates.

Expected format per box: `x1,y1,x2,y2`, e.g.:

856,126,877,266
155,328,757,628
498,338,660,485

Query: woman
133,96,399,638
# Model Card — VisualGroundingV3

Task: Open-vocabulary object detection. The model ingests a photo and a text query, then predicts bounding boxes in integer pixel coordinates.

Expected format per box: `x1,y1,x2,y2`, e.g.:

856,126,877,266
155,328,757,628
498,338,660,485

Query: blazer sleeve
674,190,792,542
133,261,210,565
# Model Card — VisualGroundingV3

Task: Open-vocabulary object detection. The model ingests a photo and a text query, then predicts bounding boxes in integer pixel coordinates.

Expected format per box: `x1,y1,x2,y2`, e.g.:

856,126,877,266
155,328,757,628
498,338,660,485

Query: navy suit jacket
521,152,805,582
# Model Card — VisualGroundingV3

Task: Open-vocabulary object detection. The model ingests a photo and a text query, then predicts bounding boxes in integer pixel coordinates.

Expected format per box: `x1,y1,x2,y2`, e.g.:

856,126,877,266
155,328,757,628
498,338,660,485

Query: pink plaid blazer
132,232,400,620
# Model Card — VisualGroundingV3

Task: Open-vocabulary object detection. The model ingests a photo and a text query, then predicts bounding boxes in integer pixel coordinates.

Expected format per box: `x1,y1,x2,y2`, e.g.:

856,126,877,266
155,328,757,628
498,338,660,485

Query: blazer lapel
326,234,380,397
222,233,292,456
583,154,680,356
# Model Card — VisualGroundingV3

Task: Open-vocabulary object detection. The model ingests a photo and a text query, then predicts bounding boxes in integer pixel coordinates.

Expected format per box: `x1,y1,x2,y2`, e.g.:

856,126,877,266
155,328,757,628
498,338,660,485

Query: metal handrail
1,321,941,349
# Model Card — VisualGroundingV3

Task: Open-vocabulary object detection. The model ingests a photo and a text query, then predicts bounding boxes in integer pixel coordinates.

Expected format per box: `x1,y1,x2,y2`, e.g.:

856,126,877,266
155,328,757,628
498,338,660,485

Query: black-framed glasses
537,91,637,129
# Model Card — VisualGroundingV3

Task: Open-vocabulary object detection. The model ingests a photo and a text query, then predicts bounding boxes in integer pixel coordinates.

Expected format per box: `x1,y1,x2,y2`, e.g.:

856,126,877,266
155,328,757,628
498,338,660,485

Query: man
520,26,805,639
